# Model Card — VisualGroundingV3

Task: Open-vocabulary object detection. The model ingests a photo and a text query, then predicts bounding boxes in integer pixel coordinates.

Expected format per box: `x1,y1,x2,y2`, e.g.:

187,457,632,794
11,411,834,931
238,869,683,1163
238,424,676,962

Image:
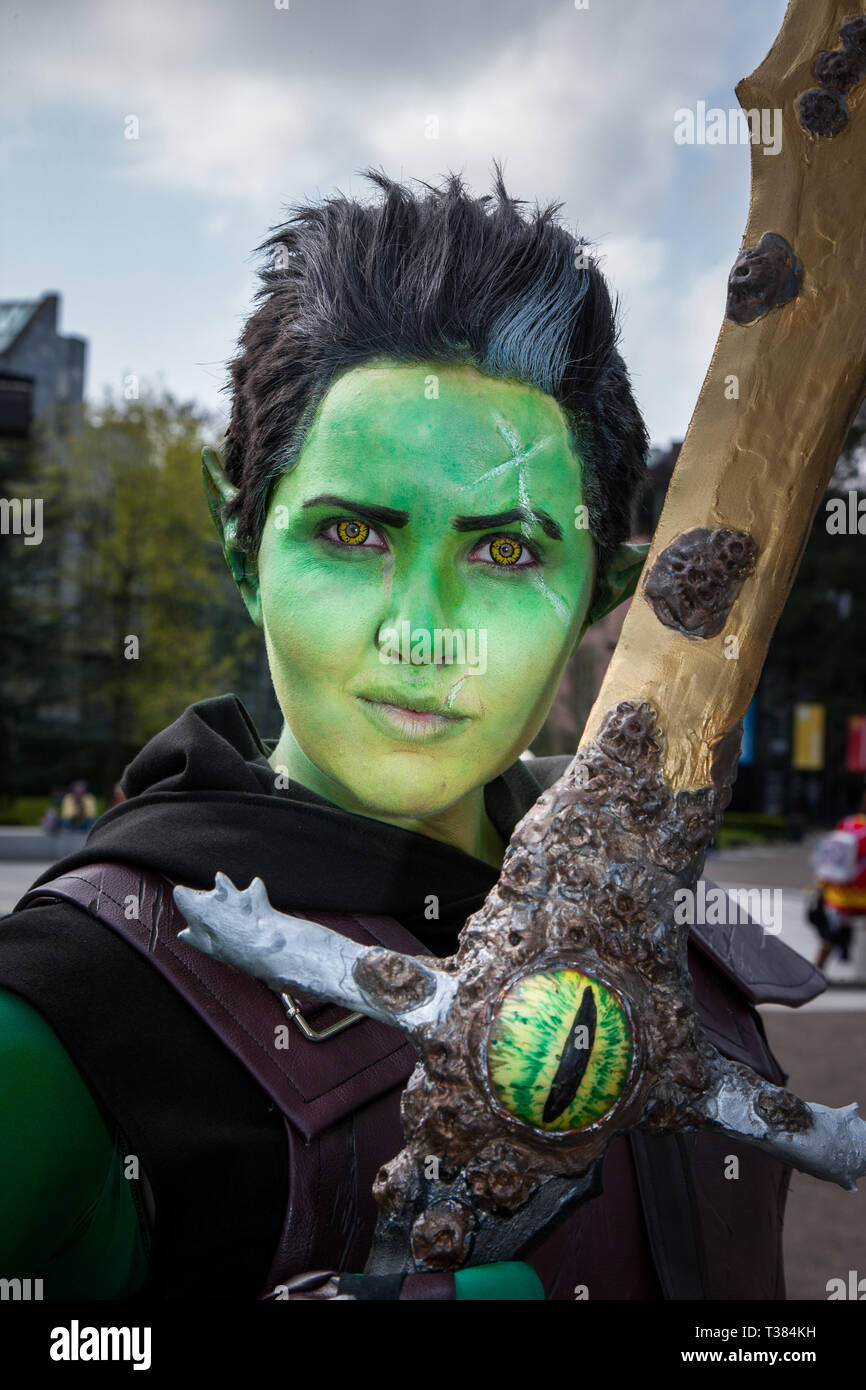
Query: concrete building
0,294,86,437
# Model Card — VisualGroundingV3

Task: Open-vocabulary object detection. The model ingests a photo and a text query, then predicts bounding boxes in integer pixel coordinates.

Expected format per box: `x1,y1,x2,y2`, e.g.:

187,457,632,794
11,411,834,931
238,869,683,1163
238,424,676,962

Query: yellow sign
792,703,825,770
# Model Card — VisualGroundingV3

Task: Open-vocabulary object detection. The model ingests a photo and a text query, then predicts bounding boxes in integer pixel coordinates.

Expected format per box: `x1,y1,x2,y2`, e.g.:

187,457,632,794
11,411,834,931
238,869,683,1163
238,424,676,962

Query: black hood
29,695,565,952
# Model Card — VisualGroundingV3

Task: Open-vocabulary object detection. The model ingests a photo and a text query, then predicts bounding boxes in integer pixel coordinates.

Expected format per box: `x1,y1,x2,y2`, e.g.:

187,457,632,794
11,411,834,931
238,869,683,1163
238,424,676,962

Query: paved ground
0,827,87,863
0,860,59,915
1,841,863,1301
666,841,866,1297
706,837,826,892
760,1009,865,1300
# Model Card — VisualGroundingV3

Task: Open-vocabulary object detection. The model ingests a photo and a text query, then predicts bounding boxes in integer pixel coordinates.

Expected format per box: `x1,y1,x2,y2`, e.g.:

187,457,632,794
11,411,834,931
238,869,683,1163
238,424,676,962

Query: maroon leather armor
18,860,820,1300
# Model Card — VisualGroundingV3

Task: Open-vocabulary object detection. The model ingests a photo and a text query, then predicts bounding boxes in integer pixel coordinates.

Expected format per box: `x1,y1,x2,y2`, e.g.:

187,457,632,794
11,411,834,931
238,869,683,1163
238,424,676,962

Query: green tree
1,390,278,799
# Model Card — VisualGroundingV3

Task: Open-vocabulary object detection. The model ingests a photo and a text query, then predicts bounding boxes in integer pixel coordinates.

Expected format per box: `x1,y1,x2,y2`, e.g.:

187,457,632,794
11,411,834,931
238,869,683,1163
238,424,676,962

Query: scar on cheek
381,549,394,602
531,570,570,625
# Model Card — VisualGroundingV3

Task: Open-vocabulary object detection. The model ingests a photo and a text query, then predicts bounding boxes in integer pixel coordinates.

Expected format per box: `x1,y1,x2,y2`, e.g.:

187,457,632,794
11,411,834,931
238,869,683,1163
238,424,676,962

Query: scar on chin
446,675,470,709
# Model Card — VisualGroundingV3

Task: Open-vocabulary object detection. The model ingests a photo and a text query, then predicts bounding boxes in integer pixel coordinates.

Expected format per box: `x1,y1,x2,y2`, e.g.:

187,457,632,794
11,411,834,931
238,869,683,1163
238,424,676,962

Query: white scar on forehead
453,420,552,493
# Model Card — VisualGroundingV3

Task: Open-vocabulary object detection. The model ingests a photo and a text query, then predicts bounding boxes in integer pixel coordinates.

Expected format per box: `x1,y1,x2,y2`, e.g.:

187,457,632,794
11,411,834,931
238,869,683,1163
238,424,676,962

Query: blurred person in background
59,780,98,832
810,789,866,970
40,787,65,836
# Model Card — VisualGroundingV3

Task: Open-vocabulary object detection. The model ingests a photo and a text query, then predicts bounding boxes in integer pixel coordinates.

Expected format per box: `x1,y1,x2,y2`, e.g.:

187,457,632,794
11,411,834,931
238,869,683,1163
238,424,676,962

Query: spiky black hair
224,166,648,582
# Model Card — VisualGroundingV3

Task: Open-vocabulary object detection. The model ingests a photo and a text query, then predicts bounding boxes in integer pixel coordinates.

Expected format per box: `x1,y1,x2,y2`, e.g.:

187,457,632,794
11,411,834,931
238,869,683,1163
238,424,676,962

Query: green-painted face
204,360,648,861
253,363,595,836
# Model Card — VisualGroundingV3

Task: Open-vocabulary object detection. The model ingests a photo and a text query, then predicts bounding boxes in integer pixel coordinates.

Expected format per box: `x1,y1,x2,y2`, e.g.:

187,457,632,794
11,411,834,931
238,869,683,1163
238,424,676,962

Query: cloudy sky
1,0,789,447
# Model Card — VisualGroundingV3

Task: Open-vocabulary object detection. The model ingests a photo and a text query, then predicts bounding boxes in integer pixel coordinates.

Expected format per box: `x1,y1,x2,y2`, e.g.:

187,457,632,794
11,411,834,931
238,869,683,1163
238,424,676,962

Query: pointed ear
202,446,263,629
587,541,650,626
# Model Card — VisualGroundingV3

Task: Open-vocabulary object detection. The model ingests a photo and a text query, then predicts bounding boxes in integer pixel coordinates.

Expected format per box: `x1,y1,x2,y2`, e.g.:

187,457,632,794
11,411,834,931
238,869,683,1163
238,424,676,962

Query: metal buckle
279,990,365,1042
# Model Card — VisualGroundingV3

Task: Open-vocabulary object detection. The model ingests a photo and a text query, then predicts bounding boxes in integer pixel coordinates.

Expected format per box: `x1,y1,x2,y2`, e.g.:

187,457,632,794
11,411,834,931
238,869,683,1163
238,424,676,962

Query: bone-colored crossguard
174,872,459,1032
176,0,866,1276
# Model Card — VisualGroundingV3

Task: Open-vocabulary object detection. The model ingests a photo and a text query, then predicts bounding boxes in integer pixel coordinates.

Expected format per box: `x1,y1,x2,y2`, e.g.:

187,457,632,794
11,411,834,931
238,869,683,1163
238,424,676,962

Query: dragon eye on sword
175,0,866,1276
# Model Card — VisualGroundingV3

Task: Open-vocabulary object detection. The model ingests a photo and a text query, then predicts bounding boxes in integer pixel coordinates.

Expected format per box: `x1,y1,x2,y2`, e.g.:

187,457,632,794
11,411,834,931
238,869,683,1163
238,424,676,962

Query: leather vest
17,861,823,1300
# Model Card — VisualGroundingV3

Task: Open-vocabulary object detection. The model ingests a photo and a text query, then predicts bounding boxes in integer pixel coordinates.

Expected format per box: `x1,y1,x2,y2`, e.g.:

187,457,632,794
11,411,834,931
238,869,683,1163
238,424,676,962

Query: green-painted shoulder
0,987,149,1297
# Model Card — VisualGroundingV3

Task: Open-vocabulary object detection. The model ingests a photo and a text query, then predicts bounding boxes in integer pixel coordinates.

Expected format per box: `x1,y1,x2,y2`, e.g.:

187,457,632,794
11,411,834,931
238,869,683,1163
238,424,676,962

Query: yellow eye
487,968,633,1132
336,519,370,545
489,536,523,566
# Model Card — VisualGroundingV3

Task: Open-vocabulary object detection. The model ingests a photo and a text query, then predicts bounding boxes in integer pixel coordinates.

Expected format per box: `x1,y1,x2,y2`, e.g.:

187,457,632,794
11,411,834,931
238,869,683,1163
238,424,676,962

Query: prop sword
175,0,866,1277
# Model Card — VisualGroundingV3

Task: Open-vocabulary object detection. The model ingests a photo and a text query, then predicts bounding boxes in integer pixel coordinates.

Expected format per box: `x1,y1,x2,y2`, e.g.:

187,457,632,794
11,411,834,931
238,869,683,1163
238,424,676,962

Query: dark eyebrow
300,494,410,527
300,495,563,541
450,508,563,541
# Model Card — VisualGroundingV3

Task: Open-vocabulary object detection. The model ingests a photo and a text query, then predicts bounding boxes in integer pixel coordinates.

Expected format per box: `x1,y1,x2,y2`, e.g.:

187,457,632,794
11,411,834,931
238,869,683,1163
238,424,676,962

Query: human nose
374,559,455,666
